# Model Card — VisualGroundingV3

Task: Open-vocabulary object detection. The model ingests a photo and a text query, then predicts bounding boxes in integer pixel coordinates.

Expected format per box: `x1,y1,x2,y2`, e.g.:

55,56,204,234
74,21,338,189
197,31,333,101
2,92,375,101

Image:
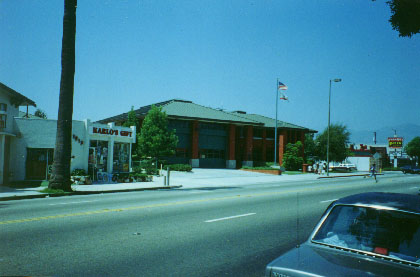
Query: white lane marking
48,200,98,206
320,199,338,203
409,187,419,190
205,213,256,223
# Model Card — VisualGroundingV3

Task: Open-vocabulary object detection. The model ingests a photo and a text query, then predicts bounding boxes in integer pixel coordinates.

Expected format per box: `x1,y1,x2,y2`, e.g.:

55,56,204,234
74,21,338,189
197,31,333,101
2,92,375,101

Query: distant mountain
349,124,420,146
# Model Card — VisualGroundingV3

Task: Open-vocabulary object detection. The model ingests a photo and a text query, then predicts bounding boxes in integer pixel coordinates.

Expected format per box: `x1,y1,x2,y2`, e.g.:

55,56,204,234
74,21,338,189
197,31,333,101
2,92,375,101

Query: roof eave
0,82,36,107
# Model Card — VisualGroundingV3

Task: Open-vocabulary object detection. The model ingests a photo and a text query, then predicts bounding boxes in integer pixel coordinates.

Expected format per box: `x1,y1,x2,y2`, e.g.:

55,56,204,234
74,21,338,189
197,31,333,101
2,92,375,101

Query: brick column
191,121,199,168
278,130,287,166
243,125,253,167
226,124,236,169
262,129,267,162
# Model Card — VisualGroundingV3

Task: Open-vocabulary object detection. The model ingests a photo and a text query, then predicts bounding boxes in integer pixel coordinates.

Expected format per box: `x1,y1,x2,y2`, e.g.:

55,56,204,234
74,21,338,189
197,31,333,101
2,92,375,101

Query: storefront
9,119,136,183
87,122,135,181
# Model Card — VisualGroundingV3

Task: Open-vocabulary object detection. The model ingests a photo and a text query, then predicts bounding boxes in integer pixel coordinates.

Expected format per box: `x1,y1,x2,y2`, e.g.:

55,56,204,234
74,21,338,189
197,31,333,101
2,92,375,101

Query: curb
0,185,183,202
318,173,384,179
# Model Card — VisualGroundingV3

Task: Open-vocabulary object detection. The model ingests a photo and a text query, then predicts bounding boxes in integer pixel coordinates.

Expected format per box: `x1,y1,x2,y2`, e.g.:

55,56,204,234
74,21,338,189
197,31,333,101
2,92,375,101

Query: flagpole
274,78,278,165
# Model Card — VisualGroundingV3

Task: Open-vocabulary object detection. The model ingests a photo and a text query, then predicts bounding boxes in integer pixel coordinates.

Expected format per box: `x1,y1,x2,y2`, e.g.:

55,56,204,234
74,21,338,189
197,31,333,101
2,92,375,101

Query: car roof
334,192,420,214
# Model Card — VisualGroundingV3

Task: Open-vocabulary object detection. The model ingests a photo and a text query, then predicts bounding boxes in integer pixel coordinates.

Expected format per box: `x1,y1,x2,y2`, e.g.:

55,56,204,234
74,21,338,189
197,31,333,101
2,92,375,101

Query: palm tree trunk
49,0,77,191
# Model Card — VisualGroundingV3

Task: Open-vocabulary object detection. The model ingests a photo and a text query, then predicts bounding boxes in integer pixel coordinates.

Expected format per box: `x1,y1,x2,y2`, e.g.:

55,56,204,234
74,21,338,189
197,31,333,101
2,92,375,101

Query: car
265,192,420,277
329,163,357,172
401,165,420,174
401,165,412,174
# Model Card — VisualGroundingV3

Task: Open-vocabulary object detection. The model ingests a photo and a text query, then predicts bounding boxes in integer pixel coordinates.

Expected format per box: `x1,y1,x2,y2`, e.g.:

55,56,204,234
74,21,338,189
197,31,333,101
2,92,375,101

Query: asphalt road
1,173,419,276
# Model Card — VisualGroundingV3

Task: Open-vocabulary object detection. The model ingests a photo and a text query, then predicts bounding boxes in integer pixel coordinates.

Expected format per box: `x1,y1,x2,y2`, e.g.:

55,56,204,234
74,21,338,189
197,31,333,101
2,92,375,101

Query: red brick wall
278,130,287,165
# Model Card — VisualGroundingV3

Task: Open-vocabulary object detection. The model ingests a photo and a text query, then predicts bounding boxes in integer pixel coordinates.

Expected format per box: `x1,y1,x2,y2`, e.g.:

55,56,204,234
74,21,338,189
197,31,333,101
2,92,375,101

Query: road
1,173,419,276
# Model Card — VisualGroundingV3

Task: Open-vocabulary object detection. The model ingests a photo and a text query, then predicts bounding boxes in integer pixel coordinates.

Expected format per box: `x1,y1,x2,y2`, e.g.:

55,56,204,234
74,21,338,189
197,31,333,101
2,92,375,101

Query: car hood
266,243,420,277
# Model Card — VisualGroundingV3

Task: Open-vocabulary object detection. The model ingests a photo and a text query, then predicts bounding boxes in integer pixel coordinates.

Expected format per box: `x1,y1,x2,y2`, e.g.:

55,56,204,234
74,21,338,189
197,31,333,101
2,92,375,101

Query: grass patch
241,166,279,170
283,171,305,175
40,181,50,187
39,188,72,195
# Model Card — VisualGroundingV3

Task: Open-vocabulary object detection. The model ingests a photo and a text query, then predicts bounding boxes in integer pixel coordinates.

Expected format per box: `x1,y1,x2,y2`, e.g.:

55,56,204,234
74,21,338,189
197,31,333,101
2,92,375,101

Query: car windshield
312,205,420,264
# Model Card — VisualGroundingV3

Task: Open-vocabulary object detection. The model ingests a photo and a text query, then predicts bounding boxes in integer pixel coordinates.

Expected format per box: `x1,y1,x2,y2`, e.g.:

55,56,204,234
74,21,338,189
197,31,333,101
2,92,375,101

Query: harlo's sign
90,126,133,138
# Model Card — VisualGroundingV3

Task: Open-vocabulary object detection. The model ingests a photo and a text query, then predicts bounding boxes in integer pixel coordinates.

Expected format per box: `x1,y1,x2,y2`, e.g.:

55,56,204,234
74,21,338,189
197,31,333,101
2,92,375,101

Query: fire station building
98,99,316,169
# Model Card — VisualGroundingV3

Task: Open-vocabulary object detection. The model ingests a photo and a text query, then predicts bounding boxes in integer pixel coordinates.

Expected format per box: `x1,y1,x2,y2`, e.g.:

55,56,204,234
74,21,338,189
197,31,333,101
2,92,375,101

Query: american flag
278,81,288,90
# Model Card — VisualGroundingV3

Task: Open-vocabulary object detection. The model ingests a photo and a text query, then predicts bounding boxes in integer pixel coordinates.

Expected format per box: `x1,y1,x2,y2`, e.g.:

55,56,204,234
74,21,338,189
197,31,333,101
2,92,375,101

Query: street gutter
318,174,384,179
0,185,183,201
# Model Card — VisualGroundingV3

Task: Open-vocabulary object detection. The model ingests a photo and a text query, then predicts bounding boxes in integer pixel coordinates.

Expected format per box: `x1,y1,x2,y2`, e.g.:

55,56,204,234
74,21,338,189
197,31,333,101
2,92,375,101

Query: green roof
98,99,262,125
160,100,262,125
231,112,317,133
97,99,316,133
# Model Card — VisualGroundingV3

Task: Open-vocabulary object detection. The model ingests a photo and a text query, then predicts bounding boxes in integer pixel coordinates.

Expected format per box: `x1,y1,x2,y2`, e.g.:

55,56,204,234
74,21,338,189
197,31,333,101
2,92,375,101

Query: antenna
296,192,300,248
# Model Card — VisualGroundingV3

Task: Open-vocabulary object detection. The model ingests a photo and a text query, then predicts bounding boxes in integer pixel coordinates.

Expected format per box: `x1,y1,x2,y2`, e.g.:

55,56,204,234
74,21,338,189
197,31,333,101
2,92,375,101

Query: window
253,128,263,138
176,148,190,158
0,103,7,112
0,114,6,129
113,142,130,172
199,149,225,159
312,205,420,264
89,140,109,173
266,129,274,139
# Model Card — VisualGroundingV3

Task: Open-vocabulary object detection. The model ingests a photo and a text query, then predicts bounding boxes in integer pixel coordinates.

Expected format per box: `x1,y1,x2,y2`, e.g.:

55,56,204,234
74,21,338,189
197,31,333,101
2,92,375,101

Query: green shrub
283,142,304,171
382,167,401,171
133,159,160,175
145,167,158,175
71,168,87,176
130,173,149,181
167,164,192,172
132,166,144,174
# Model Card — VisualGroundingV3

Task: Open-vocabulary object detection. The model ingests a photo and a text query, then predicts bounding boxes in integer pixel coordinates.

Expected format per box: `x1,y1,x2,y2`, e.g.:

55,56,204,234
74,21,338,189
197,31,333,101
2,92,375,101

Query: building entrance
26,148,54,180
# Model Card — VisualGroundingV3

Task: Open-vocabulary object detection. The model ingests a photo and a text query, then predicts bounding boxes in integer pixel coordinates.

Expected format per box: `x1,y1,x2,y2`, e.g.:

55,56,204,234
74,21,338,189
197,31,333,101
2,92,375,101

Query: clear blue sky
1,0,419,134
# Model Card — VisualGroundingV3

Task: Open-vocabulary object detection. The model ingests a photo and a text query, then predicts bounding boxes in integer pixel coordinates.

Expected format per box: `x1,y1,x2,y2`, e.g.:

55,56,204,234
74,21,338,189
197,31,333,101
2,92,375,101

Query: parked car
329,163,357,172
401,165,420,174
265,192,420,277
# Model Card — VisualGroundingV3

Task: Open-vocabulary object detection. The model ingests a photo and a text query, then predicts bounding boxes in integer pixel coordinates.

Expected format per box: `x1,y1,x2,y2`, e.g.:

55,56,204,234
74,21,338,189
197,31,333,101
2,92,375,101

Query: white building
0,83,37,184
0,82,136,185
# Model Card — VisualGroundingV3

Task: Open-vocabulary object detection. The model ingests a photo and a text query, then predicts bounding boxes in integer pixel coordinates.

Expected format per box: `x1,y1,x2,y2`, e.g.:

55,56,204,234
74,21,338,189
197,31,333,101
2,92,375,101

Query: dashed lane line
0,180,402,225
48,200,98,206
205,213,256,223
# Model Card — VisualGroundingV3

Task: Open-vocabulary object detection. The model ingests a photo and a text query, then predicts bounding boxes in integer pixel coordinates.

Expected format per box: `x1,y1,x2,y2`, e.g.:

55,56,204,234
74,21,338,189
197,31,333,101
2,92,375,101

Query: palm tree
49,0,77,191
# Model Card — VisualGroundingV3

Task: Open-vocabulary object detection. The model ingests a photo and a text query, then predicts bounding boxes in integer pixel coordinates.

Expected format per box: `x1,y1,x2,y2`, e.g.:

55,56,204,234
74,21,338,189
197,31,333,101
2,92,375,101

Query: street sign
388,137,403,148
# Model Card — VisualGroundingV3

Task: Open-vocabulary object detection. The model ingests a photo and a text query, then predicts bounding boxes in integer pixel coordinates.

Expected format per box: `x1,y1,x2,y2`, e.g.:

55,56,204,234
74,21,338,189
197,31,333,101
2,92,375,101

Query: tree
49,0,77,192
304,133,316,162
34,109,47,119
122,106,139,128
387,0,420,38
283,141,304,171
123,106,140,155
137,105,178,161
405,136,420,162
315,123,351,163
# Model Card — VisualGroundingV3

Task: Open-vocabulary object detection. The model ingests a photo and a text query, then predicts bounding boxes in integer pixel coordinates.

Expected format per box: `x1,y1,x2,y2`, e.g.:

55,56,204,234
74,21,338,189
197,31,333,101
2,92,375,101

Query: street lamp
326,78,341,176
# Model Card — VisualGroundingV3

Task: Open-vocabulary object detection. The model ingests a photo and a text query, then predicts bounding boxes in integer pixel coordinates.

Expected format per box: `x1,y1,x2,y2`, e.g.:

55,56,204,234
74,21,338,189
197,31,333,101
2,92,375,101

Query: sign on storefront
89,126,133,138
388,137,403,148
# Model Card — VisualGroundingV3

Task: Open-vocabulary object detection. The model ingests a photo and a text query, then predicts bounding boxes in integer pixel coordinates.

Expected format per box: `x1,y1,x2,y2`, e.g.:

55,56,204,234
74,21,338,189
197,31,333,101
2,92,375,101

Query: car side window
313,205,420,263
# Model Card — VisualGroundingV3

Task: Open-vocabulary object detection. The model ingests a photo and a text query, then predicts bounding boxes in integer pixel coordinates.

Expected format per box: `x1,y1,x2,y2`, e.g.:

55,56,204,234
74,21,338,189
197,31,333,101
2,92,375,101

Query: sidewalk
0,169,381,201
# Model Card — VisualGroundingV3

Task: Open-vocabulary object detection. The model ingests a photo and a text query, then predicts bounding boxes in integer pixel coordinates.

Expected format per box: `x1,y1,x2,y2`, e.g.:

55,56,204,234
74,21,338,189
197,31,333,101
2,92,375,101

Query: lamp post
326,78,341,176
274,78,279,166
